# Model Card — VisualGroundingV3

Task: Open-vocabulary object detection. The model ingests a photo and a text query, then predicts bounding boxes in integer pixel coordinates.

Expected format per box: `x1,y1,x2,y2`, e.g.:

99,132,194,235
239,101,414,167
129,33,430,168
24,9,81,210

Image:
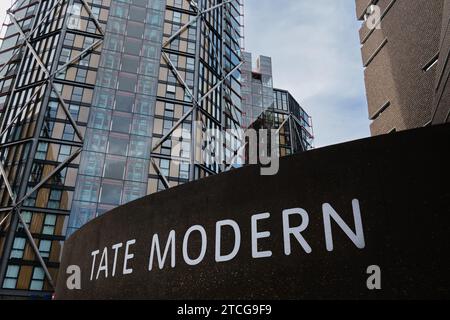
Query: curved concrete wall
55,124,450,299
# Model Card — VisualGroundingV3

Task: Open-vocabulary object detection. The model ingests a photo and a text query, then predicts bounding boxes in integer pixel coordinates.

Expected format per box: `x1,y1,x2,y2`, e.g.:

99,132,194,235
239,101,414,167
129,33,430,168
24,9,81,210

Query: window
100,181,122,205
173,11,181,23
160,159,170,177
180,163,189,179
94,88,115,109
121,55,139,73
111,3,128,19
36,142,48,160
124,38,142,56
163,119,173,134
102,51,120,69
92,108,112,130
111,114,132,133
132,116,151,136
39,240,52,258
78,176,101,202
72,87,84,102
107,17,126,34
139,58,157,76
129,6,146,22
42,214,57,235
108,135,129,156
135,95,153,115
105,34,124,52
161,140,171,156
10,237,26,259
69,104,80,120
115,92,134,112
30,267,45,291
167,85,176,93
129,136,150,158
137,76,155,95
132,0,147,7
47,101,58,118
123,182,145,203
81,151,105,176
48,190,62,209
186,57,195,71
164,103,174,118
17,211,32,231
142,43,158,59
104,156,126,180
127,21,144,39
58,145,72,162
118,73,137,92
62,124,75,141
125,158,147,182
2,265,19,289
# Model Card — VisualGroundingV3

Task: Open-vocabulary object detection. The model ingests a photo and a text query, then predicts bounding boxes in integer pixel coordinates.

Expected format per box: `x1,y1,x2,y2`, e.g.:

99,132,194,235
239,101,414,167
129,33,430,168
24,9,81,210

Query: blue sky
244,0,371,147
0,0,371,148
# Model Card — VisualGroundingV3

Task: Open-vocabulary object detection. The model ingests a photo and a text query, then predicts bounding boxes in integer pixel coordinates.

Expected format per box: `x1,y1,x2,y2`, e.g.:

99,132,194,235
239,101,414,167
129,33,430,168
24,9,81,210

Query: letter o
183,225,207,266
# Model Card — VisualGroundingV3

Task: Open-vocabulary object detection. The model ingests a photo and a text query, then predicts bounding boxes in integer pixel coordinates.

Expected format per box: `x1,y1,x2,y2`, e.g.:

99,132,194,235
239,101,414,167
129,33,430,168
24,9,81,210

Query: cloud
0,1,10,21
244,0,371,147
0,0,370,148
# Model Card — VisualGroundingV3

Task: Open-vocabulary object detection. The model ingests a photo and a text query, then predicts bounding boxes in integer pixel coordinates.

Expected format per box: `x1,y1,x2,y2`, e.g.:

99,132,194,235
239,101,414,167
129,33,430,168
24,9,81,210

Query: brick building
356,0,450,135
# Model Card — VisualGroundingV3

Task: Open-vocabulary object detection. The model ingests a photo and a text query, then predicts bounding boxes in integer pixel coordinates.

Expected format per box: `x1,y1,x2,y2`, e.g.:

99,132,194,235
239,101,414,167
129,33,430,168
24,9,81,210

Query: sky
244,0,370,147
0,1,11,38
0,0,371,148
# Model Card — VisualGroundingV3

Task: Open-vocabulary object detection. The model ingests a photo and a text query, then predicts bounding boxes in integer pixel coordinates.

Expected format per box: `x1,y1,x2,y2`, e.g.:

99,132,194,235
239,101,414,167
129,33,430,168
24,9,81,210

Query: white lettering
251,213,272,258
123,239,136,275
183,225,207,266
323,199,365,251
215,220,241,263
282,208,312,255
149,231,176,270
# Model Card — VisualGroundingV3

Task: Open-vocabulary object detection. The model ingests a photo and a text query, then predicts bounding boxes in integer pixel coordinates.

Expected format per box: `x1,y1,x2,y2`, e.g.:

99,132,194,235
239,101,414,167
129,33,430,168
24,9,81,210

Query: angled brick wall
356,0,446,135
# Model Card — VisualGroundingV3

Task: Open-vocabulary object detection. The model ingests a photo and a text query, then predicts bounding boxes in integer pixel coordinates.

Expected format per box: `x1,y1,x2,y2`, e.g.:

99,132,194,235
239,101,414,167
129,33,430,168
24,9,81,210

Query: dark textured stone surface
55,124,450,300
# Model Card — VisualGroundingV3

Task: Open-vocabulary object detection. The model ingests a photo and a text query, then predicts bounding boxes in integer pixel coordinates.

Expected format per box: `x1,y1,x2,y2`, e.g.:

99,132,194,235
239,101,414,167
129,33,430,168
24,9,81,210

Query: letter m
323,199,365,251
149,230,176,270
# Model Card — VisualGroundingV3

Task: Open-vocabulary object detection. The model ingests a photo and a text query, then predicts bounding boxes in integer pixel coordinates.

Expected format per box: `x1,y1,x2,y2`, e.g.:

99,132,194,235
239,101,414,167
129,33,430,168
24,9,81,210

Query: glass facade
67,0,165,235
0,0,244,298
241,51,314,157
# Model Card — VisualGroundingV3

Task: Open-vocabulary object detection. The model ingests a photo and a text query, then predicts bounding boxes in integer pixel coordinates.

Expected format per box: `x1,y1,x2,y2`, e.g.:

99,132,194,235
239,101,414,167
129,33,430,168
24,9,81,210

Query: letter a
366,265,381,290
66,265,81,290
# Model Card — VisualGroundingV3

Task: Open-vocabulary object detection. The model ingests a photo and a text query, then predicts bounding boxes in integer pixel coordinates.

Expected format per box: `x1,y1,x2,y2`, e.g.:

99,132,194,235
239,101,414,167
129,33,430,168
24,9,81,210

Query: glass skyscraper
0,0,243,298
241,51,314,156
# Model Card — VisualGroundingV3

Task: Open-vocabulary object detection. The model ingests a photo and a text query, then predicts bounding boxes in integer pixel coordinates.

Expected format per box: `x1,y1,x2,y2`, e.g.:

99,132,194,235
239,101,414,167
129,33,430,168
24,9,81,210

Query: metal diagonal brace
0,211,11,229
275,115,291,135
0,0,66,77
16,207,55,289
15,148,82,208
79,0,105,36
152,61,243,153
8,13,85,142
0,85,45,138
163,0,234,48
152,62,243,187
0,38,103,140
150,158,170,189
0,161,16,204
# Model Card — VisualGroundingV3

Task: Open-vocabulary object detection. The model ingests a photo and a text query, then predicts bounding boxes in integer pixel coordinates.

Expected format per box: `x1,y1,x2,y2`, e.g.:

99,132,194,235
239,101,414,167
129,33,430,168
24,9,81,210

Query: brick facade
356,0,450,135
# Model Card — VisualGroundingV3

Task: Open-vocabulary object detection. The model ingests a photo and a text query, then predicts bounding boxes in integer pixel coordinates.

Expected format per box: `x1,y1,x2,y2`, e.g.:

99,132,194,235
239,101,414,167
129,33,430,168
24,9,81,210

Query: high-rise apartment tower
241,52,313,157
0,0,244,298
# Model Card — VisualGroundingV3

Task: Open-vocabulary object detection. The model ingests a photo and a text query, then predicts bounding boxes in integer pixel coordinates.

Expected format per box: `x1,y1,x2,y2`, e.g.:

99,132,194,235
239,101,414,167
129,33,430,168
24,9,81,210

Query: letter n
323,199,365,251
